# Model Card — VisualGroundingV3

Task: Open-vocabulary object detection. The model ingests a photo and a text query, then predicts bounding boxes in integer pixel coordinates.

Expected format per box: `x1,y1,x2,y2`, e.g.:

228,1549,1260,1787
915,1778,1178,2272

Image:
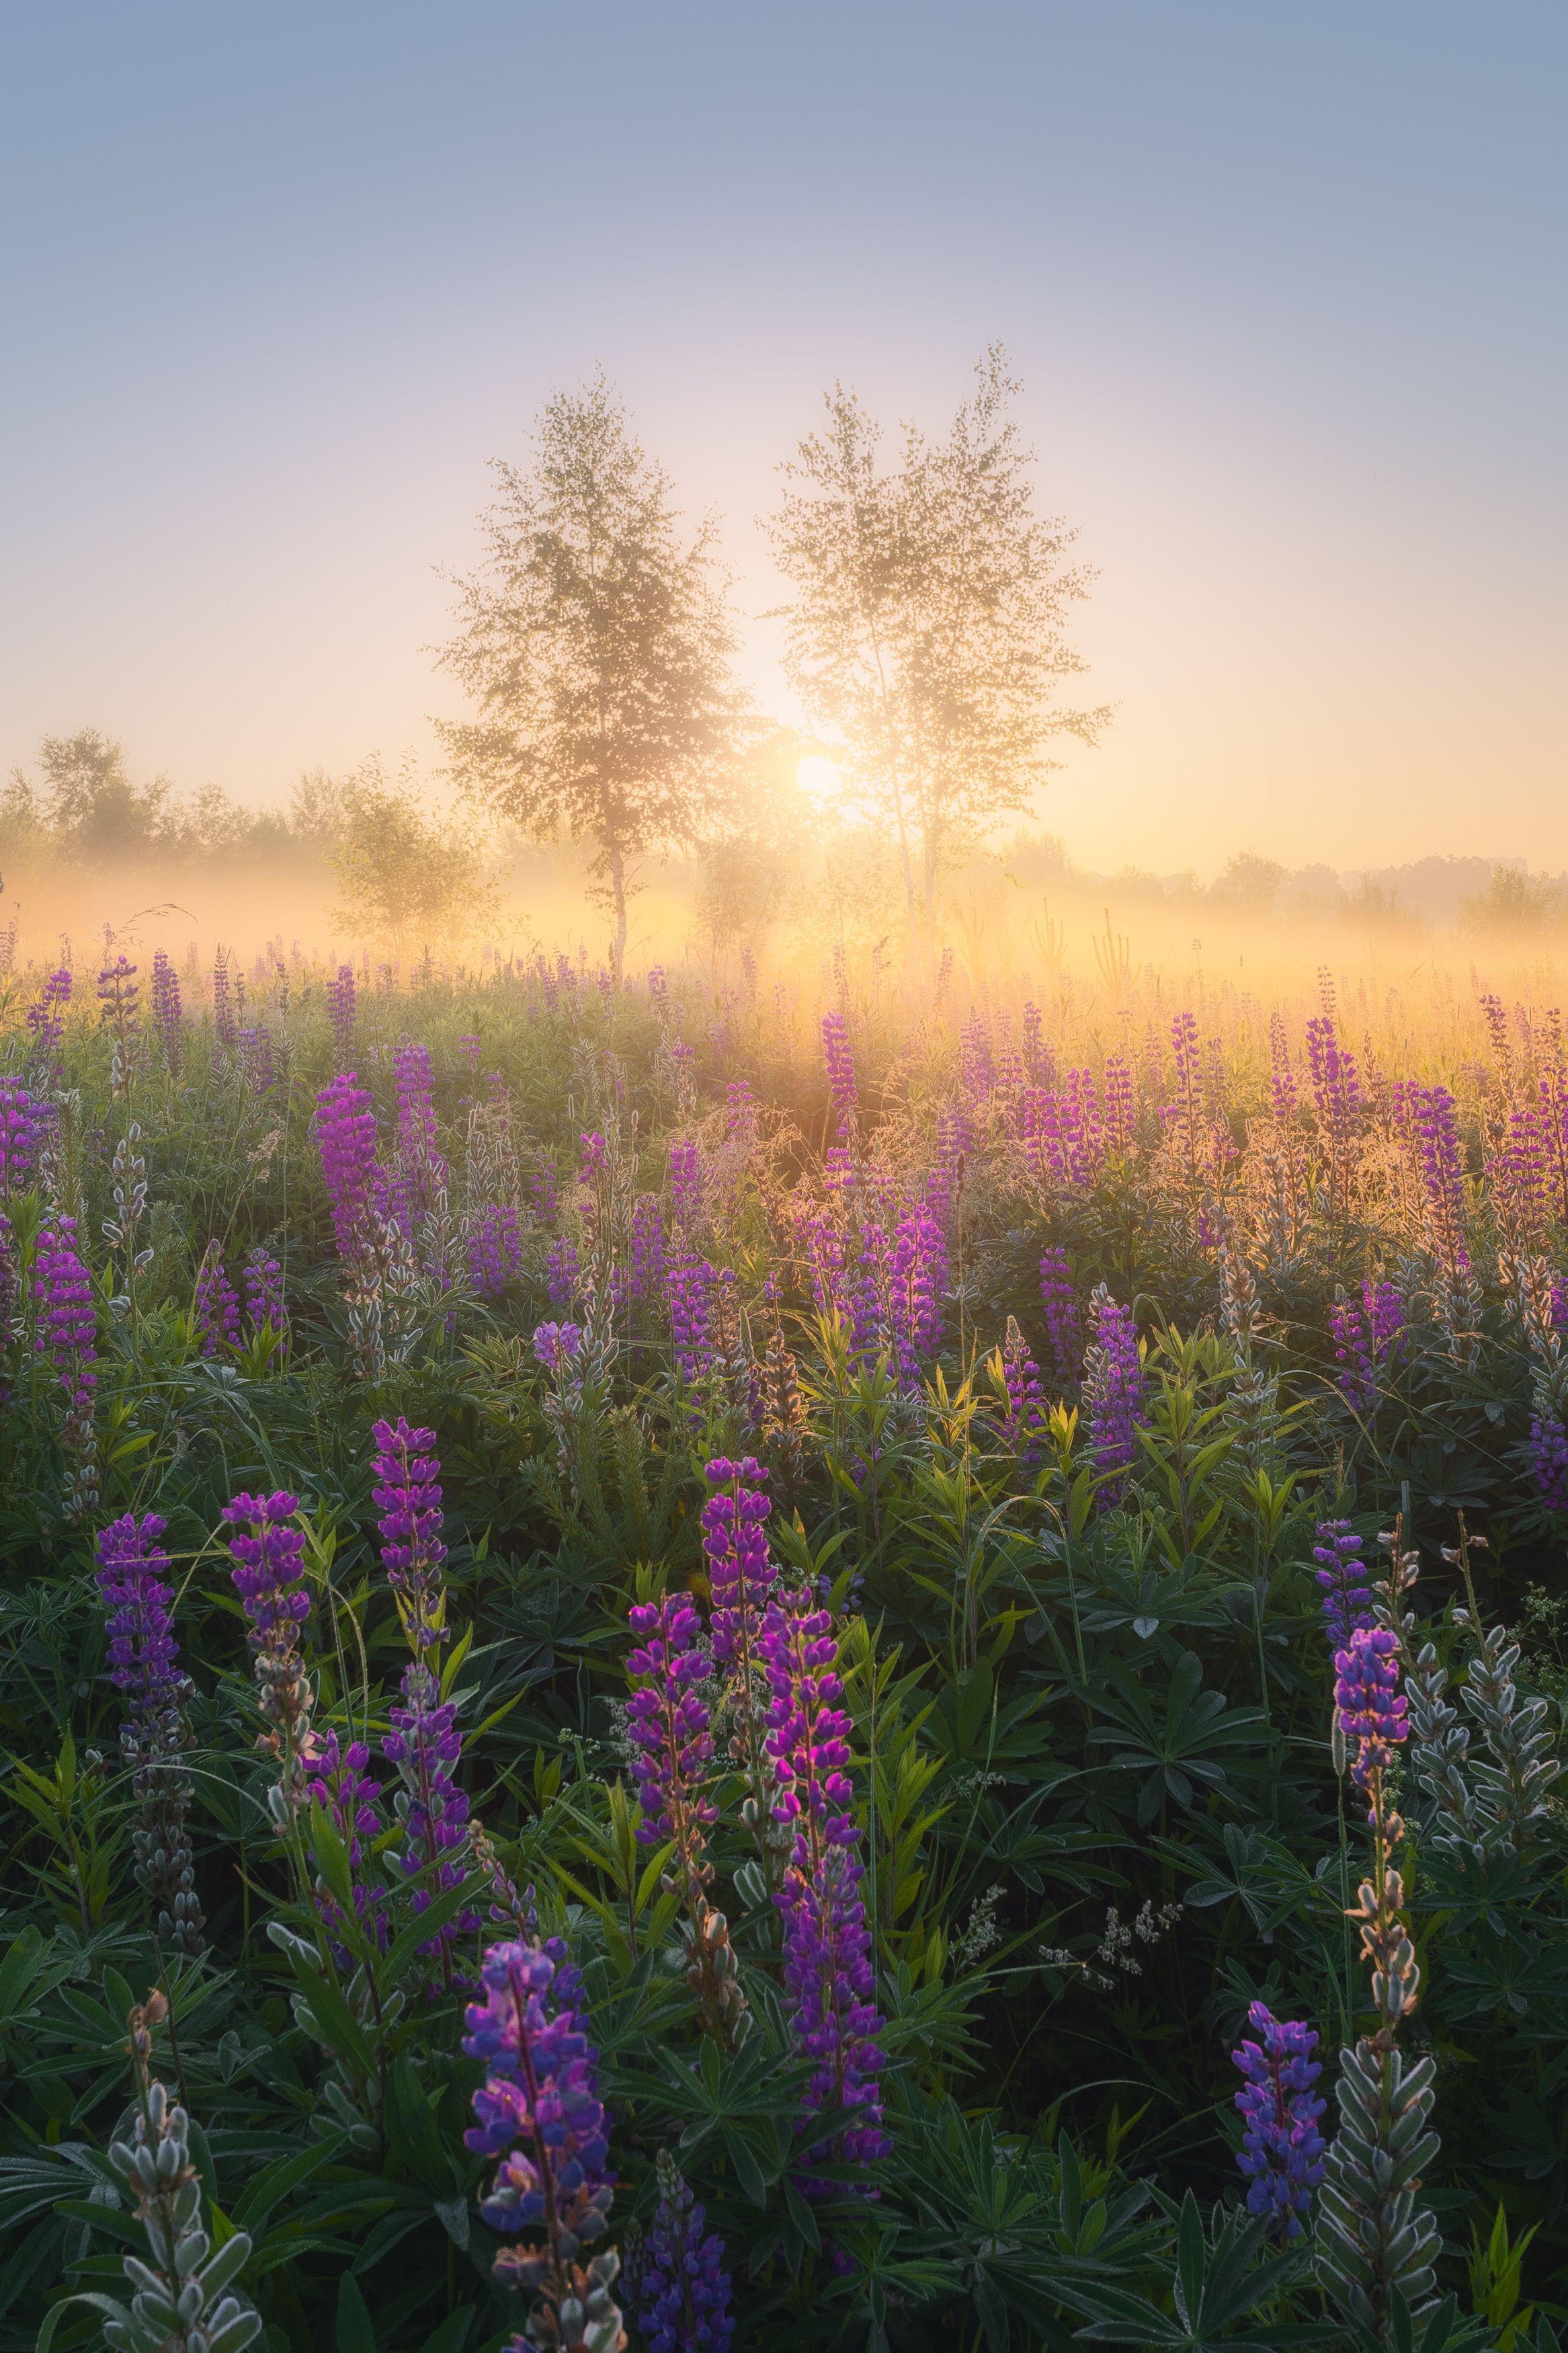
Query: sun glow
794,754,843,805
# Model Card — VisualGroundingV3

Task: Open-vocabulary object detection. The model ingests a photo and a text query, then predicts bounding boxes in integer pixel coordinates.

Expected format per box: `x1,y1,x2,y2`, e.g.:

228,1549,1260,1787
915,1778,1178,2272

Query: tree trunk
608,844,628,984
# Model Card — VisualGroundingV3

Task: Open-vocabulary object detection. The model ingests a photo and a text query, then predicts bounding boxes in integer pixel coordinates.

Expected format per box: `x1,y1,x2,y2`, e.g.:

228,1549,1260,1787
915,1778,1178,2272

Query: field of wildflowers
1,934,1567,2353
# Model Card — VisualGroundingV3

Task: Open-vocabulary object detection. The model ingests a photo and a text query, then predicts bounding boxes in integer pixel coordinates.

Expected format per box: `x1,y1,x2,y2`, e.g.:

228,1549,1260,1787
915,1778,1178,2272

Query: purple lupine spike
1268,1011,1297,1120
959,1011,995,1104
700,1458,778,1673
1082,1287,1145,1505
467,1203,522,1299
390,1041,446,1241
532,1319,584,1371
1528,1412,1568,1511
1333,1626,1409,1791
194,1248,242,1357
1311,1520,1374,1650
1104,1055,1135,1152
236,1024,276,1094
462,1938,623,2349
1020,1000,1045,1083
626,1593,717,1850
1329,1278,1405,1417
886,1205,942,1386
211,952,236,1049
629,1192,667,1304
242,1245,288,1354
326,964,356,1070
34,1218,98,1472
0,1080,39,1191
26,967,72,1084
97,1512,188,1723
313,1072,381,1264
95,1511,204,1955
370,1417,448,1652
669,1247,718,1384
222,1488,315,1816
1413,1084,1469,1278
149,951,183,1075
759,1587,887,2182
626,2151,735,2353
997,1316,1046,1464
1229,2002,1327,2241
1038,1246,1082,1381
302,1730,389,1954
546,1233,580,1308
669,1140,703,1232
821,1010,858,1135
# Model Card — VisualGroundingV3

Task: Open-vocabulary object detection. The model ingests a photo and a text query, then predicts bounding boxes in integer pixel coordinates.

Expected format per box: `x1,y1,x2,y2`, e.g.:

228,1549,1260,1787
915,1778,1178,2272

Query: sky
0,1,1564,877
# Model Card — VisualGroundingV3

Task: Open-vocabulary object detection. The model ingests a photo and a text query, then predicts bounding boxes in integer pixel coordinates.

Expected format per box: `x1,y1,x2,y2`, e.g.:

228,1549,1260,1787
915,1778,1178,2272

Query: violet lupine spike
1329,1278,1405,1417
546,1232,581,1308
236,1025,276,1094
628,2151,735,2353
669,1140,703,1232
533,1318,585,1371
998,1316,1046,1464
0,1079,39,1191
95,1512,204,1956
886,1206,942,1386
313,1073,381,1265
1334,1626,1410,1795
629,1191,667,1304
1312,1521,1374,1650
1082,1287,1145,1506
212,953,236,1049
35,1217,99,1508
1038,1246,1083,1381
302,1730,389,1956
370,1416,448,1654
1230,2002,1327,2241
1528,1410,1568,1511
382,1667,476,1956
820,1010,858,1137
149,950,183,1074
462,1938,624,2351
326,963,356,1070
626,1594,717,1850
26,967,72,1084
222,1488,315,1824
194,1247,242,1358
669,1246,718,1384
242,1245,288,1353
1413,1084,1469,1279
390,1040,446,1240
759,1586,887,2183
467,1203,522,1299
701,1458,778,1674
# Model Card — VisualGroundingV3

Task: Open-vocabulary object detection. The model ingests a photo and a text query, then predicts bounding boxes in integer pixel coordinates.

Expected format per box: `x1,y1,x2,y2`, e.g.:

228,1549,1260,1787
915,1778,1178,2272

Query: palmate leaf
1061,2192,1329,2348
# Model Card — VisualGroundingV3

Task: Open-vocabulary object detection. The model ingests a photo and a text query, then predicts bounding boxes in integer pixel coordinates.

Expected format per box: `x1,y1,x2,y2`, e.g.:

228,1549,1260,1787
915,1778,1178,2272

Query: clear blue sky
1,2,1563,871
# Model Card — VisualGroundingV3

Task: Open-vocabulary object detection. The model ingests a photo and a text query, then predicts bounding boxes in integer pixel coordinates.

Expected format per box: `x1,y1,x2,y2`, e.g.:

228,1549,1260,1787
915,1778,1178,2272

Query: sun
794,754,842,803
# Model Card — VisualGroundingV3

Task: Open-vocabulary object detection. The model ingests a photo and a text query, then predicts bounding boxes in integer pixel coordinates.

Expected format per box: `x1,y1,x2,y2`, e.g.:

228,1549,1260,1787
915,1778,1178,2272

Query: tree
1212,850,1285,910
766,348,1110,930
12,729,175,862
437,374,747,979
325,756,497,951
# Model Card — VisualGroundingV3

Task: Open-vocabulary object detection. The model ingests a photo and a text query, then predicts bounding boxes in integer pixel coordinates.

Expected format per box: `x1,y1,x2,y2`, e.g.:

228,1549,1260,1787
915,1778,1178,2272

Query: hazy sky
1,2,1564,875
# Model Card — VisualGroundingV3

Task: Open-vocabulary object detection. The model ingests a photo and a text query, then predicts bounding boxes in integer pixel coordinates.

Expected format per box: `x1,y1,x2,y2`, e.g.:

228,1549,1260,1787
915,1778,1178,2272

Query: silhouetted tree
767,348,1110,931
438,375,747,978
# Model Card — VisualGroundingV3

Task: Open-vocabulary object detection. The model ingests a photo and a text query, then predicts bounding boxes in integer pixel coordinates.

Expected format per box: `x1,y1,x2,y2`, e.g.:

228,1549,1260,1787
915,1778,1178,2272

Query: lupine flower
546,1232,581,1308
463,1938,624,2352
701,1458,778,1673
759,1586,887,2181
1104,1054,1136,1150
629,1192,667,1304
1311,1520,1374,1649
1229,2003,1327,2240
887,1206,942,1382
1413,1084,1469,1278
326,963,356,1068
223,1489,315,1821
626,1594,716,1849
1082,1288,1145,1505
1333,1626,1409,1790
303,1730,388,1955
669,1140,703,1231
390,1041,446,1240
242,1245,288,1353
26,966,71,1083
212,953,236,1049
821,1010,857,1134
959,1010,995,1104
98,1512,188,1723
1268,1011,1297,1120
371,1417,448,1651
626,2150,734,2353
149,950,183,1074
34,1217,99,1507
669,1248,718,1384
997,1316,1046,1463
467,1203,522,1298
194,1246,242,1357
314,1073,381,1264
0,1079,39,1190
98,1508,204,1950
236,1025,276,1094
533,1318,584,1370
1528,1410,1568,1511
1329,1278,1405,1416
1038,1246,1082,1380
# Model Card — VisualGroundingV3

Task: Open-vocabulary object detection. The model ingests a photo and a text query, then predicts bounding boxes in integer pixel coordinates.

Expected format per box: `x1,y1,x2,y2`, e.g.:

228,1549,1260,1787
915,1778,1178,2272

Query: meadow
1,916,1567,2353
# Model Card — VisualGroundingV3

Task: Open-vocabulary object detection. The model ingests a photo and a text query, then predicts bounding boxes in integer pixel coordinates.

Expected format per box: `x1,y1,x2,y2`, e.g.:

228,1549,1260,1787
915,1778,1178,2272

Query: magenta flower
626,1593,716,1851
97,1512,188,1724
1329,1278,1405,1416
371,1417,448,1652
1083,1289,1145,1505
194,1248,241,1358
821,1011,858,1135
532,1319,584,1370
1038,1246,1082,1380
0,1080,40,1190
701,1457,778,1673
